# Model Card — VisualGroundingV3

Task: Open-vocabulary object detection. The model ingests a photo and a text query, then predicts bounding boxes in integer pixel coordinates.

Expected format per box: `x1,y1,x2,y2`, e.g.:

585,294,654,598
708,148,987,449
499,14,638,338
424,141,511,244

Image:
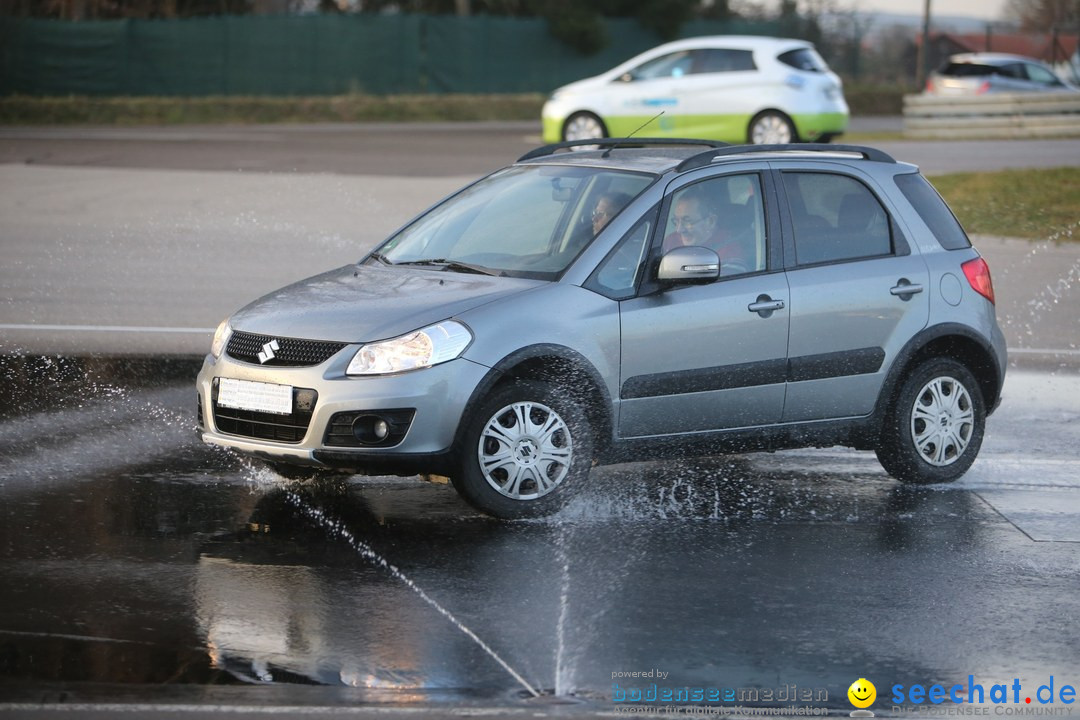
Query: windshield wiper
393,259,501,276
366,251,393,265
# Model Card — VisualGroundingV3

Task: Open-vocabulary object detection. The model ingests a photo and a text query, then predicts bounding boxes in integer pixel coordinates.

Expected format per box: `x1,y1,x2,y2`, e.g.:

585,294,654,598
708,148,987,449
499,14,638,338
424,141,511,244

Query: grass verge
0,93,548,125
928,167,1080,241
0,86,906,125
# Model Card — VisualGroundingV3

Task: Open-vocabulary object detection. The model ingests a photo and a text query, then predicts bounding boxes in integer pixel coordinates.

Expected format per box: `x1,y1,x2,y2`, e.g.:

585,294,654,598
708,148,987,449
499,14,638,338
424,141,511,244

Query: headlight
210,319,232,359
347,321,472,376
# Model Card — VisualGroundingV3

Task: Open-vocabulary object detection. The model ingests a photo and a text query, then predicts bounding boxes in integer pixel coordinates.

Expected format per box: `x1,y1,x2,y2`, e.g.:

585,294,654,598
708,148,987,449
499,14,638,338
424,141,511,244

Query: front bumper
196,350,491,474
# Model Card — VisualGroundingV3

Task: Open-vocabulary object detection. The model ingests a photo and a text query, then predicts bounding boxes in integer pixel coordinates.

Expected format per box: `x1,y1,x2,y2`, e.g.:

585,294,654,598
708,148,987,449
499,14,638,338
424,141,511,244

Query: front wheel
748,111,797,145
452,379,593,519
876,358,986,484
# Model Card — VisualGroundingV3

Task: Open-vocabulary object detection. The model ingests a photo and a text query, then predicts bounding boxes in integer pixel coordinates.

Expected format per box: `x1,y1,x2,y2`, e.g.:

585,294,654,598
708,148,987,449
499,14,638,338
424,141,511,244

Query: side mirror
658,246,720,284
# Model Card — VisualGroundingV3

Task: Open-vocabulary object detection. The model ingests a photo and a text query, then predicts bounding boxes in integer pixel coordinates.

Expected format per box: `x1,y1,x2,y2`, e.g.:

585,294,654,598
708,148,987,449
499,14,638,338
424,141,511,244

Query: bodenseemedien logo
849,678,877,717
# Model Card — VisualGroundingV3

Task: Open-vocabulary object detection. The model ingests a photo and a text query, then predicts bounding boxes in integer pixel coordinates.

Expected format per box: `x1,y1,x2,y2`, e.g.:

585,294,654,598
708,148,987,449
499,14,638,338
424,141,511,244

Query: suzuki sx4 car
197,140,1006,519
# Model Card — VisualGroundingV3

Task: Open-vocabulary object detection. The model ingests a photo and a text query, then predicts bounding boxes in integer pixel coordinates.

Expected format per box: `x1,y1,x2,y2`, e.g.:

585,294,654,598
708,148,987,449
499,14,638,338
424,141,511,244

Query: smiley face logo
848,678,877,709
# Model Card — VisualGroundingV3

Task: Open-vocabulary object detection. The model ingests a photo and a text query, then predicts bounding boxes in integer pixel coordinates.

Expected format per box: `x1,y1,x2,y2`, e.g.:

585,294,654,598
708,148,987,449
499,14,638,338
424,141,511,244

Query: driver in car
662,190,749,275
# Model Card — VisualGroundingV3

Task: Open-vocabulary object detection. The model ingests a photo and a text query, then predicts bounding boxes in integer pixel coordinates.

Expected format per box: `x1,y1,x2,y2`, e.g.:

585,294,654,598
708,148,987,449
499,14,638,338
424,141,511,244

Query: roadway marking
1006,347,1080,356
0,323,214,333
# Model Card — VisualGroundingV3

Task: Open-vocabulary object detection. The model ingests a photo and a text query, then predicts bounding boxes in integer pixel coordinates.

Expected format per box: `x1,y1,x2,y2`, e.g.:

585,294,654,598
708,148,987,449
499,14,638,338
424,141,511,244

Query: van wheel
748,111,796,144
453,379,592,519
876,358,986,484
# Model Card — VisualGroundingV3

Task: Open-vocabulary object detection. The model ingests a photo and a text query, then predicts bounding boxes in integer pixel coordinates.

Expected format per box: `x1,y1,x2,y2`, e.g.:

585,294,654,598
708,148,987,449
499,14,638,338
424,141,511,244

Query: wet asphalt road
1,120,1079,177
1,359,1079,719
1,123,1079,718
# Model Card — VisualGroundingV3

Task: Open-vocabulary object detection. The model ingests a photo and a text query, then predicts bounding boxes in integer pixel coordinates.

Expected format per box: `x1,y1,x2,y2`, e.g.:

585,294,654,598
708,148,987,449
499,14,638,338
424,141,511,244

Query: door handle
890,279,924,300
748,295,785,318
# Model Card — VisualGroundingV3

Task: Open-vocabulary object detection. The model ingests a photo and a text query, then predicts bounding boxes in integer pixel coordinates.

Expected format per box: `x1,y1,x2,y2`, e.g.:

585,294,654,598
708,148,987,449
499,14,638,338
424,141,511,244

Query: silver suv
196,140,1006,519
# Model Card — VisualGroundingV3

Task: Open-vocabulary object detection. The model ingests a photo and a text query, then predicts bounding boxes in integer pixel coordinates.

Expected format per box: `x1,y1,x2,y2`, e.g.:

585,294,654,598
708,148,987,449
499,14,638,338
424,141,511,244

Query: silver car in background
197,139,1007,519
926,52,1077,95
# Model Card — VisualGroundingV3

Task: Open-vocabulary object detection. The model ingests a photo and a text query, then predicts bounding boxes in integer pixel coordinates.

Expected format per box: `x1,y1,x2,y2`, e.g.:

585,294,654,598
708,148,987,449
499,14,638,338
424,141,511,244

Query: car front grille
226,330,347,367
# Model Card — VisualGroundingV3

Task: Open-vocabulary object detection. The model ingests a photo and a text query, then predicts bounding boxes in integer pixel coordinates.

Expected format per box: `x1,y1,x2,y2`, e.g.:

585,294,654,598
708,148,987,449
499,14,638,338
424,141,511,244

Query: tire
748,111,797,145
875,358,986,485
562,112,607,144
452,379,593,519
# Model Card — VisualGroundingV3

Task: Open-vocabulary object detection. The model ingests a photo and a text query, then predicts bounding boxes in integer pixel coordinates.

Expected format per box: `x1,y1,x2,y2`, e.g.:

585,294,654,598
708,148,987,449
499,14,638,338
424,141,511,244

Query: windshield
372,165,654,279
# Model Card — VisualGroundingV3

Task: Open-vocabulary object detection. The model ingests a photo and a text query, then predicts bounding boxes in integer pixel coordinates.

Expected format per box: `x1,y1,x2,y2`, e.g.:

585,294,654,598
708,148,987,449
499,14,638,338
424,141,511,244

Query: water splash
553,526,573,697
997,226,1080,346
281,489,541,698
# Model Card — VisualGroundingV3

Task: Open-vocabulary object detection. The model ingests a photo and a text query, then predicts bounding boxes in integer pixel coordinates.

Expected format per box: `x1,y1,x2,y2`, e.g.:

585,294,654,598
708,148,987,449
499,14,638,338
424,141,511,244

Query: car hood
552,75,607,97
230,264,545,343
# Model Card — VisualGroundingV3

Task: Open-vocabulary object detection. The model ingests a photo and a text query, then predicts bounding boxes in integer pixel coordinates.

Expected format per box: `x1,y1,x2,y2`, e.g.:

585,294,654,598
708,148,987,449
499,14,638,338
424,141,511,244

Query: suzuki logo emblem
258,339,280,364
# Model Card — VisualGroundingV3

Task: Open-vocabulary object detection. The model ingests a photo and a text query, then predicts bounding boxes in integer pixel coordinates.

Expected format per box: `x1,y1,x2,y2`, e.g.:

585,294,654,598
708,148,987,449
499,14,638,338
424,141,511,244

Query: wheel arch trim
875,322,1005,422
457,344,615,453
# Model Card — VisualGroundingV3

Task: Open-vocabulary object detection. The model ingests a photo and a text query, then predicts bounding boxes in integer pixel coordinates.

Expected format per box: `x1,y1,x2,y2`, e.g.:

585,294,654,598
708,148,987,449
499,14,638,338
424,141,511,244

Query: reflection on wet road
1,356,1078,713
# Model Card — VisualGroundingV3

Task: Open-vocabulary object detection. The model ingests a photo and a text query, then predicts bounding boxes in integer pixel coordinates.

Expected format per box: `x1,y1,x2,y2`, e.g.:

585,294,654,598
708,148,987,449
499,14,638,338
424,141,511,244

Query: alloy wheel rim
752,115,791,144
565,115,603,141
910,376,975,467
478,401,573,500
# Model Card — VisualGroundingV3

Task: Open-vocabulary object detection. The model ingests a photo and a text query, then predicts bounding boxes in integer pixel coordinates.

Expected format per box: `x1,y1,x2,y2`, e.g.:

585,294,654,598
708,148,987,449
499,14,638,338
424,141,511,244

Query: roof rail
518,137,728,162
676,143,897,172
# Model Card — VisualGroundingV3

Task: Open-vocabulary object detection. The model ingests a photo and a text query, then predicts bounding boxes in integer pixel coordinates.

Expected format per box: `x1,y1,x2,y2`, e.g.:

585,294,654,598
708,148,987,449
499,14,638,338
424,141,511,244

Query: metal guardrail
903,92,1080,139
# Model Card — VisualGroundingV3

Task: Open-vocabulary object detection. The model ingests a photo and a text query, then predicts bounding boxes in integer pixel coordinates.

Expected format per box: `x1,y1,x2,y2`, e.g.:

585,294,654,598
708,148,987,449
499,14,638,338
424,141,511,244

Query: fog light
374,419,389,440
352,415,391,444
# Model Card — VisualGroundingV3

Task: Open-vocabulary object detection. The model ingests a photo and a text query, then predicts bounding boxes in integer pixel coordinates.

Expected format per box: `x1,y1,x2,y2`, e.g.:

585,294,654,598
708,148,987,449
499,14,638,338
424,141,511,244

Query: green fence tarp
0,14,782,97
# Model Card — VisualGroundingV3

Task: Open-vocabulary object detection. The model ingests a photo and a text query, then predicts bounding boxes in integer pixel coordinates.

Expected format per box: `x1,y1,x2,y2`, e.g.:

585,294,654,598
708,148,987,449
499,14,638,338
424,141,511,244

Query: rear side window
777,48,827,72
782,173,892,265
894,173,971,250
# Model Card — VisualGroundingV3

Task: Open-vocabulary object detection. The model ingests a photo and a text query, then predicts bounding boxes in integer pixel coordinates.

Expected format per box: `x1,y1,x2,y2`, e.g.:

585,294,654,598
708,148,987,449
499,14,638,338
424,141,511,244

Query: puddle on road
1,354,1075,708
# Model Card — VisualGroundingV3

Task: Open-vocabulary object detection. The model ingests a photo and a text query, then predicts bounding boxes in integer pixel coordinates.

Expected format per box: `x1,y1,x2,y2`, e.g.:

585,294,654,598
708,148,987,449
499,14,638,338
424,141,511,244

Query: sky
847,0,1010,21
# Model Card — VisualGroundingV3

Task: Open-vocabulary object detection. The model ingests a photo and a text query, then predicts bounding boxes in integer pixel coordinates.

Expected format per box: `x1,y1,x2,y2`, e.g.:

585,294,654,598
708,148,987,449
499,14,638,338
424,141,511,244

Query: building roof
927,32,1078,63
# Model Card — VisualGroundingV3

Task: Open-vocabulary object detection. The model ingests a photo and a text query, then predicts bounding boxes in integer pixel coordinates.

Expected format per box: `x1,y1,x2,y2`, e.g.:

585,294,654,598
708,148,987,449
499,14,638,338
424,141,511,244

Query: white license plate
217,378,293,415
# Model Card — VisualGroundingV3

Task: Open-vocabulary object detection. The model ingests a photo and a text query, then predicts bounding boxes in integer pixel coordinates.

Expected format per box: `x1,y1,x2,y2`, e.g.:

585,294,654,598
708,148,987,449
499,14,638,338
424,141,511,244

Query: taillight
962,257,995,305
976,80,990,95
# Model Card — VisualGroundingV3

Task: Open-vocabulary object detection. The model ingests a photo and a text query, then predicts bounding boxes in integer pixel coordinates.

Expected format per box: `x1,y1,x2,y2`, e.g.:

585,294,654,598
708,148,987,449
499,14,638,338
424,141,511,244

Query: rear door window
697,48,756,73
781,172,893,265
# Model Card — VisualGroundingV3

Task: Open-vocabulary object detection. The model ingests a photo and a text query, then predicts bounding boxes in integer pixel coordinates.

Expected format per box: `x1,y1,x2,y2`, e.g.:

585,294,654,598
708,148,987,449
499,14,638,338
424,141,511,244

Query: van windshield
372,165,654,280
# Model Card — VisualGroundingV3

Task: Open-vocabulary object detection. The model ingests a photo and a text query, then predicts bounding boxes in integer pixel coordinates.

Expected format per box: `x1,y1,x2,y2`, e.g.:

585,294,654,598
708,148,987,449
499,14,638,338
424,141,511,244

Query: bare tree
1003,0,1080,31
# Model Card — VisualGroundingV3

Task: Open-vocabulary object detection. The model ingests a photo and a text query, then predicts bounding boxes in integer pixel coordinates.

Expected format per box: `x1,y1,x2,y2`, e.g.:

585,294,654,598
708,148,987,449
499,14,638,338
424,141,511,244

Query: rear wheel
876,358,986,484
562,112,607,144
452,379,592,519
748,111,796,145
